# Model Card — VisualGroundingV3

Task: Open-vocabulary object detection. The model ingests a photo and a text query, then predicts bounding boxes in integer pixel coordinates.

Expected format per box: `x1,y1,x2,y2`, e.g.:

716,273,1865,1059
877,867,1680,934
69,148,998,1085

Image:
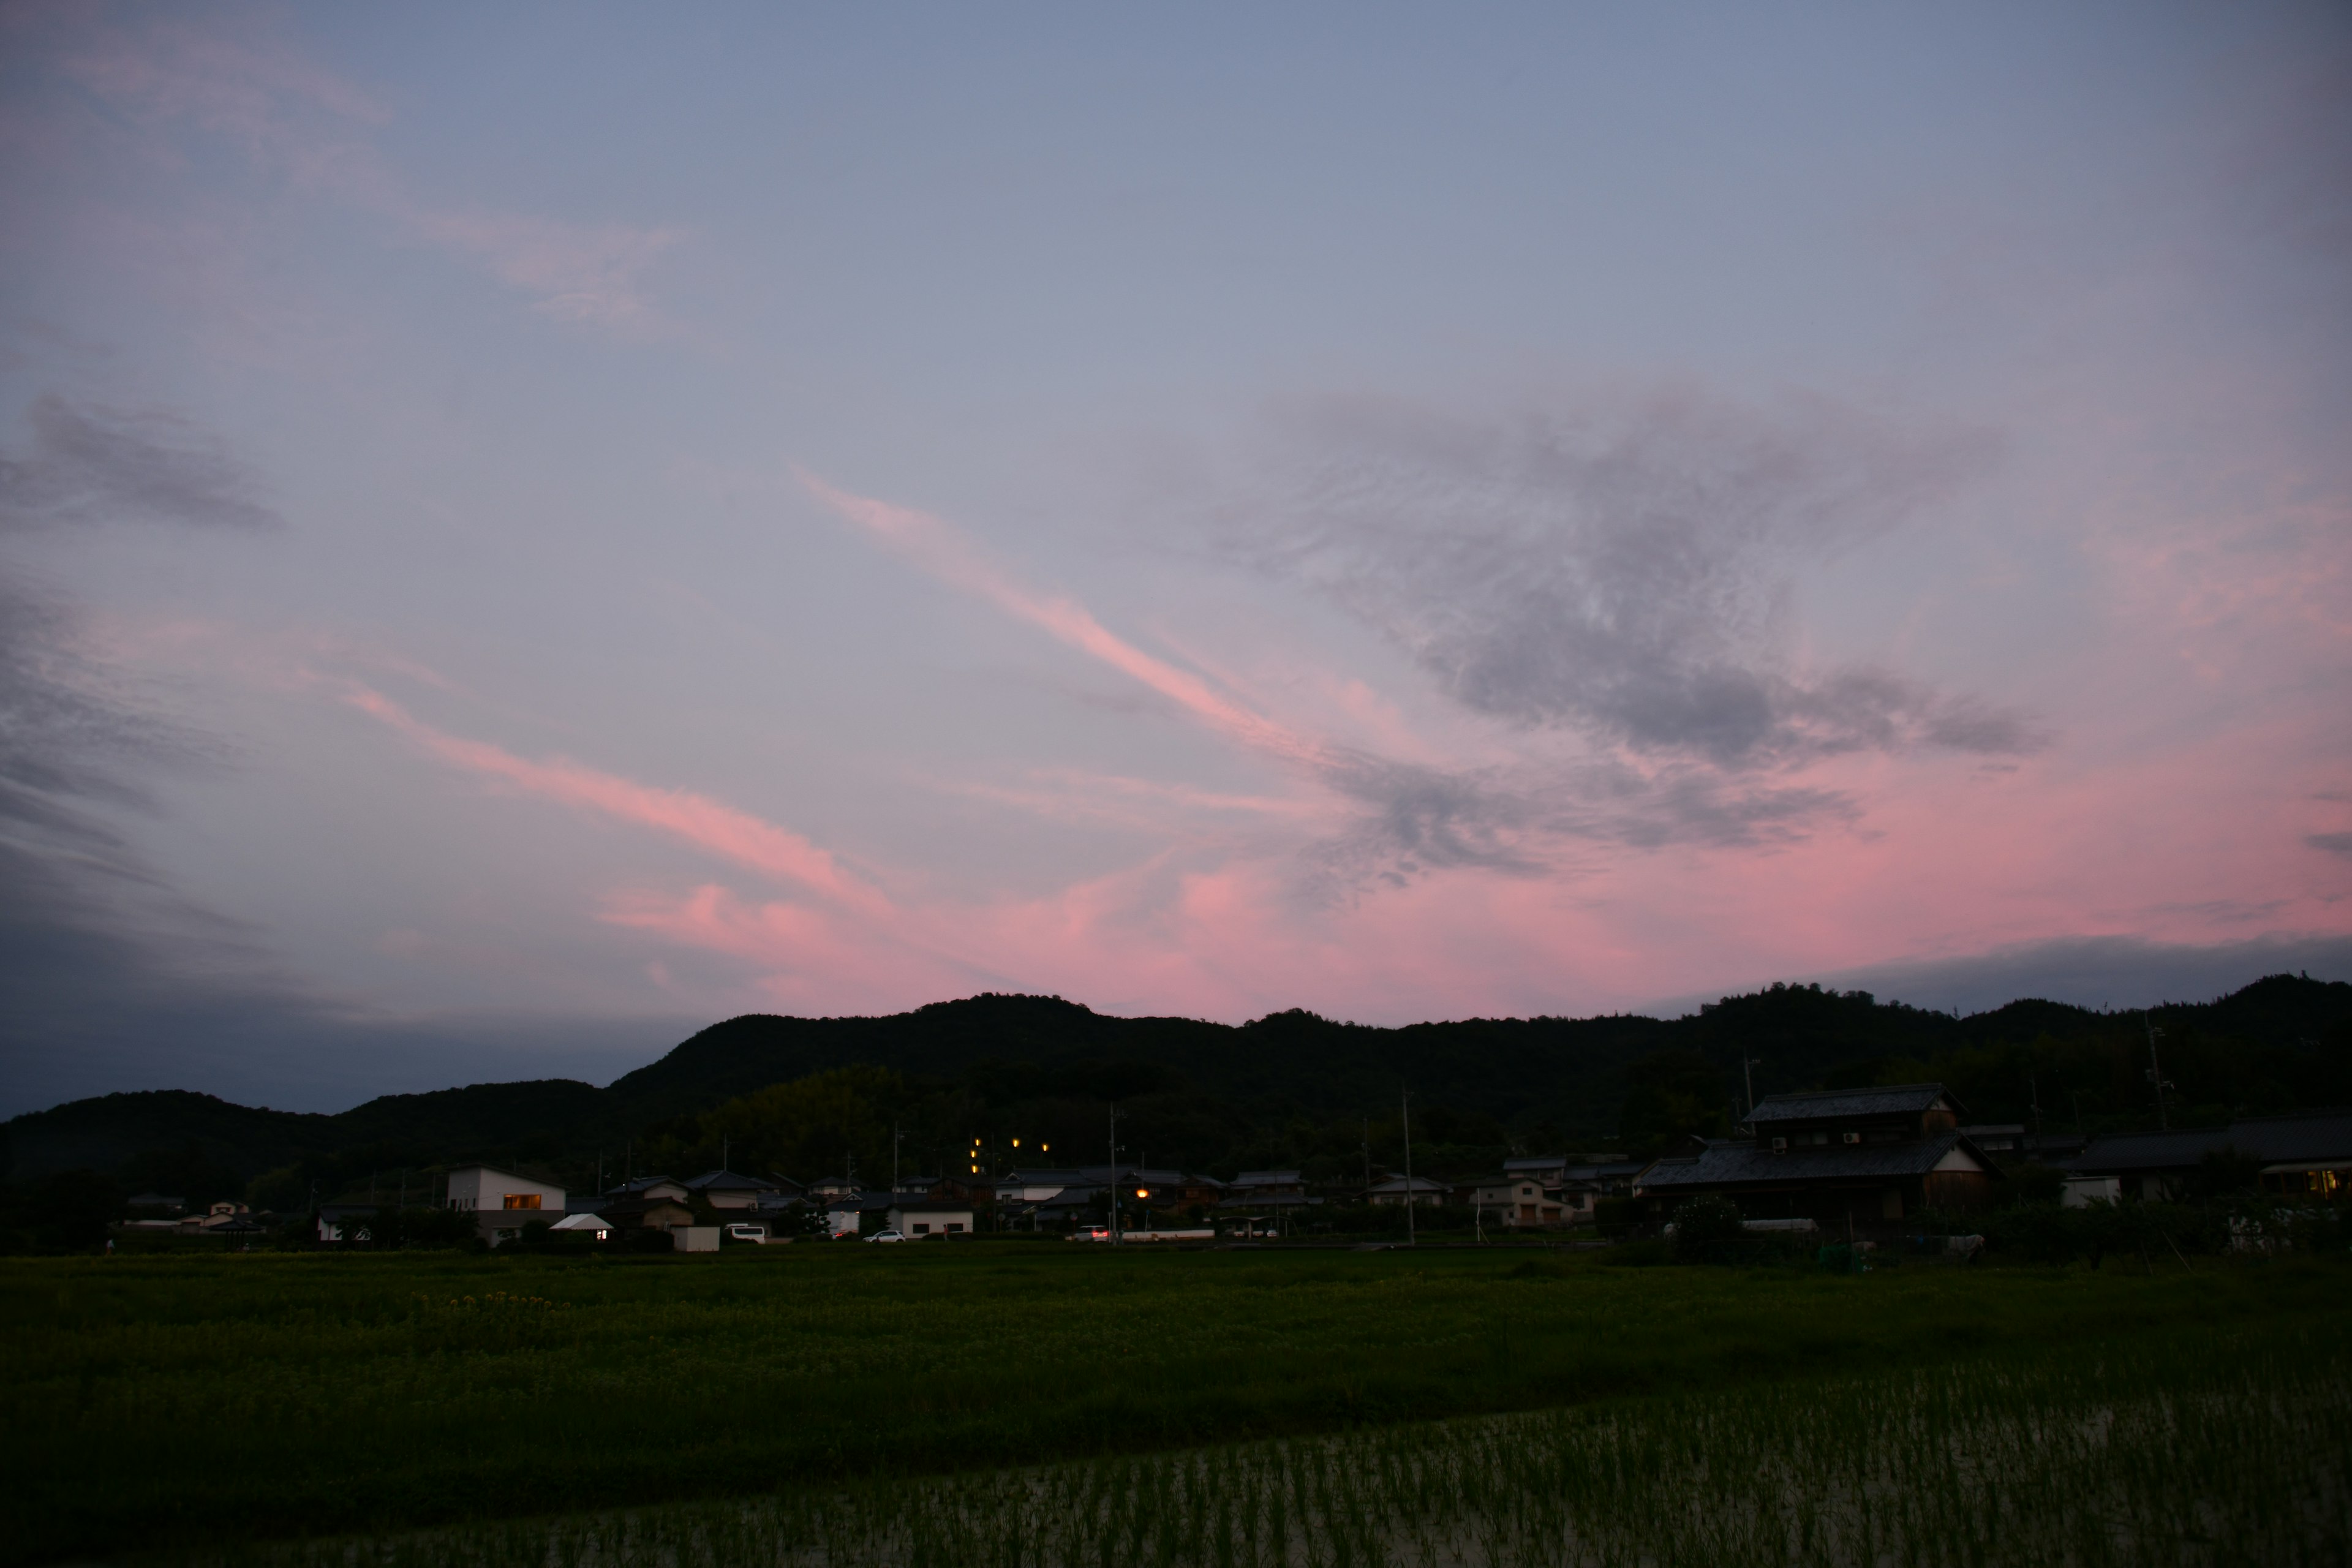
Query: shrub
1669,1195,1746,1256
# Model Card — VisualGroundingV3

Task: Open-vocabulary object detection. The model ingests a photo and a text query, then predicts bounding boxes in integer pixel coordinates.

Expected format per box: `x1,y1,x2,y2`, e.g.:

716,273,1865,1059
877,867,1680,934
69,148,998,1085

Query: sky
2,2,2349,1117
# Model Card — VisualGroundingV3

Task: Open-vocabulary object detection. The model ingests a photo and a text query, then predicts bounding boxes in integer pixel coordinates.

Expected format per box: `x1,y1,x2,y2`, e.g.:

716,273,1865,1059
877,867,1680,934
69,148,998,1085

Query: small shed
552,1213,612,1241
887,1202,974,1238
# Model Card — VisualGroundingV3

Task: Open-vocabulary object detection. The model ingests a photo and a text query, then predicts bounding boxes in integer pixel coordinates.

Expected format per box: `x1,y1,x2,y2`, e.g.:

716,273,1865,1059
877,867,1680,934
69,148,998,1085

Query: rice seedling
8,1246,2342,1564
179,1319,2348,1568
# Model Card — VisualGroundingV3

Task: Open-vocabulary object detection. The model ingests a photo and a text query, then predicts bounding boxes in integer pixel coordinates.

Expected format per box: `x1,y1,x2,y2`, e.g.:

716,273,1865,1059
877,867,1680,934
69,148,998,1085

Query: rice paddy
186,1322,2350,1568
7,1244,2344,1566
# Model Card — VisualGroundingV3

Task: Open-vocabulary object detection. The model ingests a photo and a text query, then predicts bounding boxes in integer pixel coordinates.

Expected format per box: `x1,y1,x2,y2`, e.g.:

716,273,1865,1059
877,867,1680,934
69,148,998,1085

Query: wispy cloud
1,394,281,534
342,687,890,918
34,9,684,336
798,470,1322,767
799,464,1904,887
1221,387,2044,767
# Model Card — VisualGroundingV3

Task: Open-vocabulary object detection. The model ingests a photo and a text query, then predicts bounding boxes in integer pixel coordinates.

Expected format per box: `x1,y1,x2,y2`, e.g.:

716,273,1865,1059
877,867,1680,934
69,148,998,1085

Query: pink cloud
343,687,889,918
797,470,1329,769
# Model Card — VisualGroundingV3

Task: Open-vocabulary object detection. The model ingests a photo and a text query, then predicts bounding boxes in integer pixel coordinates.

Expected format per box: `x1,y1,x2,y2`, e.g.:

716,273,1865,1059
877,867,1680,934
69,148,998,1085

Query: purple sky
3,2,2348,1115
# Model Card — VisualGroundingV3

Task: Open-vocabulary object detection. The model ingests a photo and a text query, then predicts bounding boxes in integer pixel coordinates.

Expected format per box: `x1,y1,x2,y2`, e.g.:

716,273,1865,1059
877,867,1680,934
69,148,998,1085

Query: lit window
502,1193,541,1210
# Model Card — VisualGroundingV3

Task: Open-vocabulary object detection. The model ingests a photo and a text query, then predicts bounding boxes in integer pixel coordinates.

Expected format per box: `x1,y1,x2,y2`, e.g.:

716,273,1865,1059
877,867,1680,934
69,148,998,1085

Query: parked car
724,1223,769,1244
865,1228,907,1243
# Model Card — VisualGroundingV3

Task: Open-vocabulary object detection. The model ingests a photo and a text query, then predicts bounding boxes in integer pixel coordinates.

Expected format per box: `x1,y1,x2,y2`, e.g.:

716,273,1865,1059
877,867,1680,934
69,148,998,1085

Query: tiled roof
1232,1170,1303,1186
2064,1111,2352,1174
684,1169,782,1193
1747,1085,1955,1125
1637,1133,1982,1190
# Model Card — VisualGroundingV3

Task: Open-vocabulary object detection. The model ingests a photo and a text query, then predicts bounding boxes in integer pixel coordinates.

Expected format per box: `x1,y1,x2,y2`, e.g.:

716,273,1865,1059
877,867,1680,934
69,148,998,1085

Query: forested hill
6,974,2348,1199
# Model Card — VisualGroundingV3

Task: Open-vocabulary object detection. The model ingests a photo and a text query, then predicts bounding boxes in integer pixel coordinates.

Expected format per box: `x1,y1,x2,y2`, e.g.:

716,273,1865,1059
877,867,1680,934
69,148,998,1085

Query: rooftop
684,1169,785,1193
2064,1110,2352,1174
1747,1084,1960,1126
1638,1133,1987,1189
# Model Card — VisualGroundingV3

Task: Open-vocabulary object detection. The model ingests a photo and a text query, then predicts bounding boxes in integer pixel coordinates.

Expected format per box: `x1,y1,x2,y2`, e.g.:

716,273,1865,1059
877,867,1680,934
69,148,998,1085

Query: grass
4,1242,2343,1564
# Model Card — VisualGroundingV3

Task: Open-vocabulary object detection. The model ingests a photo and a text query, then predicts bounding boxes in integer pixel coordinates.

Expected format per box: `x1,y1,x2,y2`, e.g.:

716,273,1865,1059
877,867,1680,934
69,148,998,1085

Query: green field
6,1242,2345,1566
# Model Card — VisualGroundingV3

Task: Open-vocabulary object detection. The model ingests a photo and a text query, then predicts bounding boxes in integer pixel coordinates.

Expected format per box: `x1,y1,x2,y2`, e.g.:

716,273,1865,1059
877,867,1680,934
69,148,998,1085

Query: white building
445,1164,567,1246
887,1202,974,1238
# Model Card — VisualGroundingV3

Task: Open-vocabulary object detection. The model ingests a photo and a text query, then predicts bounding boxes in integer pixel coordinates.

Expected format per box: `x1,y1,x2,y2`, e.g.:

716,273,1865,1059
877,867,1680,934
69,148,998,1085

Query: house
599,1175,690,1205
444,1164,567,1246
317,1201,378,1242
1469,1173,1597,1229
995,1167,1090,1207
2059,1110,2352,1205
552,1213,612,1241
825,1190,894,1238
683,1170,792,1210
804,1174,865,1204
1221,1170,1316,1213
1363,1175,1451,1207
1084,1166,1221,1214
601,1194,697,1232
1955,1125,2089,1164
180,1200,257,1234
1633,1084,2000,1236
887,1201,975,1238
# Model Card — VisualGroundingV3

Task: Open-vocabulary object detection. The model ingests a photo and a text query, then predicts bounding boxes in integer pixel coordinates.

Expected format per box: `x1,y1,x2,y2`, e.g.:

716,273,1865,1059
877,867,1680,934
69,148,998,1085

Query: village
156,1085,2340,1254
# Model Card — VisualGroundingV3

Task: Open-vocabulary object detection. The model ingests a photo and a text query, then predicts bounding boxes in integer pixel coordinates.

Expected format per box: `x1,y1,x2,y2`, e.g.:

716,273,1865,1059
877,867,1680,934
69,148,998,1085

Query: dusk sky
4,2,2349,1116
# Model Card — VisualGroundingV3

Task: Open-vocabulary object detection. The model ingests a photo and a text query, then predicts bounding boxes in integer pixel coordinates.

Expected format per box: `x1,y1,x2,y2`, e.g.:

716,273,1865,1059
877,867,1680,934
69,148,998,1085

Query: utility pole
2144,1016,2171,1131
1742,1056,1762,1121
1401,1087,1416,1249
1362,1118,1371,1191
2027,1071,2046,1159
1108,1102,1121,1246
722,1136,729,1172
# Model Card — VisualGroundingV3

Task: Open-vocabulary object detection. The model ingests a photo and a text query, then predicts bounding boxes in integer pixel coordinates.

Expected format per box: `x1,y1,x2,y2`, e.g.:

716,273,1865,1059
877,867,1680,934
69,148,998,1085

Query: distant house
1221,1171,1314,1215
184,1201,257,1234
1469,1174,1596,1228
804,1175,865,1204
1959,1125,2088,1165
995,1168,1088,1205
552,1213,612,1241
1501,1156,1642,1194
825,1190,894,1238
888,1202,975,1238
1634,1084,2000,1235
447,1164,567,1246
317,1202,378,1242
1085,1167,1221,1213
600,1175,692,1206
2060,1110,2352,1206
601,1195,696,1233
683,1170,790,1211
1363,1175,1450,1208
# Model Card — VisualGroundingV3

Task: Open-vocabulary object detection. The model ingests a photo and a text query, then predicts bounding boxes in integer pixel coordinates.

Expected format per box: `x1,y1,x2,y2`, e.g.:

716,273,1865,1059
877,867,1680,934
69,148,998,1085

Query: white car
864,1228,907,1243
724,1223,768,1244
